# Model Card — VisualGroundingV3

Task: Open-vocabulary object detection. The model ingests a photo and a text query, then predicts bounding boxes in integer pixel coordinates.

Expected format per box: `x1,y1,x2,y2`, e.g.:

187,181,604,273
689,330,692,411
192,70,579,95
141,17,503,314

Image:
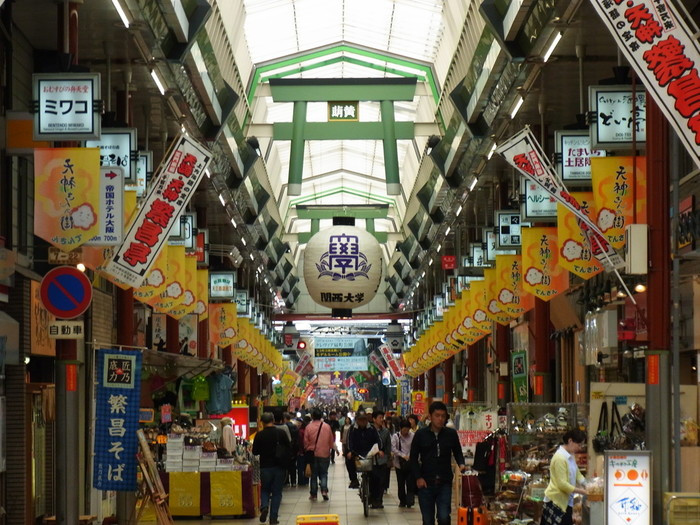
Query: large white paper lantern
303,226,383,309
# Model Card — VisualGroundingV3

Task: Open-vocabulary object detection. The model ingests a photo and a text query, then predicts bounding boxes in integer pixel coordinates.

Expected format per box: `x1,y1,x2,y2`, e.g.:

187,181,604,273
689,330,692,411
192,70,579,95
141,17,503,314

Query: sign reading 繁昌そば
33,73,101,141
93,348,142,491
104,135,212,287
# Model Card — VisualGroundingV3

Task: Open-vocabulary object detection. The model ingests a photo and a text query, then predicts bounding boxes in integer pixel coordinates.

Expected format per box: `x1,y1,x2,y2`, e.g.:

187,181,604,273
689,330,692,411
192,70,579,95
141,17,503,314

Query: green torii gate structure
268,77,418,196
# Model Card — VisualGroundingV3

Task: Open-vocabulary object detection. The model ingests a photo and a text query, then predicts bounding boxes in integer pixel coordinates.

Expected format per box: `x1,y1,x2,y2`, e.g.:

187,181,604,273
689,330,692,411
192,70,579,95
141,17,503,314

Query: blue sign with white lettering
93,348,142,491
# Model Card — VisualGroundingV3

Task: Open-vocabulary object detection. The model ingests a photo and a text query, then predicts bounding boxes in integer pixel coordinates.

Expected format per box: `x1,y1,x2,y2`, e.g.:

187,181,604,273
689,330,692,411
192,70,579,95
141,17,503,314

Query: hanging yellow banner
469,280,492,334
169,472,201,516
210,471,243,516
209,302,238,348
34,147,100,249
483,268,513,325
133,248,169,304
591,156,647,249
496,254,534,317
195,269,209,321
151,245,186,314
521,227,569,301
169,254,198,320
556,192,603,279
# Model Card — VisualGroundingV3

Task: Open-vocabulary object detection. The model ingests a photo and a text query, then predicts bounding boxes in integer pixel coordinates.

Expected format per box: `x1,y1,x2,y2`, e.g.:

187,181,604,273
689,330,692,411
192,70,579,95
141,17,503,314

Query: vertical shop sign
412,391,427,417
195,269,209,320
398,377,412,416
589,0,700,167
32,73,101,140
556,192,604,279
379,344,404,378
511,350,528,402
483,268,513,325
93,348,142,491
495,254,534,317
104,135,212,287
605,451,651,525
86,167,124,246
496,127,625,270
34,147,102,249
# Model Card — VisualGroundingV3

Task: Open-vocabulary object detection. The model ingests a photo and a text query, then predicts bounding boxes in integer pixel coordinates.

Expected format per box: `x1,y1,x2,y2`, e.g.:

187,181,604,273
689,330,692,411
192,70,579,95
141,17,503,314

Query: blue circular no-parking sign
40,265,93,319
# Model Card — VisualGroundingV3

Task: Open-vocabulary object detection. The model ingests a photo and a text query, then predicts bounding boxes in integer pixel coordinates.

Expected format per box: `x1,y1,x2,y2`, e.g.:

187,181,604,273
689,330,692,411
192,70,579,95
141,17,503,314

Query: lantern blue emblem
316,232,372,280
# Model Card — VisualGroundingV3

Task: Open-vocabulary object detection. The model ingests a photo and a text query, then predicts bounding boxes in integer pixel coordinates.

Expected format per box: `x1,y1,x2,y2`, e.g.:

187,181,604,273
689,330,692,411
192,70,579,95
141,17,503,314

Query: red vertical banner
647,354,660,385
534,374,545,396
498,382,506,400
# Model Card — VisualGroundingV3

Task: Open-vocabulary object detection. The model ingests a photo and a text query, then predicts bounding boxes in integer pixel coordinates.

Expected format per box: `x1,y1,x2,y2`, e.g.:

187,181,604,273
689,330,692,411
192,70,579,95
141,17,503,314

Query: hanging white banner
103,135,212,287
589,0,700,168
495,127,624,270
86,167,124,246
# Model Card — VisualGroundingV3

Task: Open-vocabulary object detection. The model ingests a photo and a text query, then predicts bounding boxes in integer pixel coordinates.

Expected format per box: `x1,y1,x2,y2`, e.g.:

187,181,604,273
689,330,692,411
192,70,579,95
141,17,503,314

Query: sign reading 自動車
33,73,101,141
103,135,212,287
589,0,700,168
93,348,142,491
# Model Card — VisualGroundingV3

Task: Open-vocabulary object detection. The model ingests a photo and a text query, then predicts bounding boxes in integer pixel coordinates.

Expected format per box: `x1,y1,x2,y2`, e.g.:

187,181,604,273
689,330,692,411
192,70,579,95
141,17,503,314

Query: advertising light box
589,86,646,149
209,272,236,300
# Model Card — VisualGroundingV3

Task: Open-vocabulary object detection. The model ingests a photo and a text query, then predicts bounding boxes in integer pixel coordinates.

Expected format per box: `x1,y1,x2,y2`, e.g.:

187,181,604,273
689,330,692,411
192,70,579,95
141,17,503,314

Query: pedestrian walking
253,413,290,525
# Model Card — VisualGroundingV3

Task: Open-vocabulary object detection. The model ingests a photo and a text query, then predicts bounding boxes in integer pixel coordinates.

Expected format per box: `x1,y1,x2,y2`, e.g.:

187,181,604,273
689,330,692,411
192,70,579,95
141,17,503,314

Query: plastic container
296,514,340,525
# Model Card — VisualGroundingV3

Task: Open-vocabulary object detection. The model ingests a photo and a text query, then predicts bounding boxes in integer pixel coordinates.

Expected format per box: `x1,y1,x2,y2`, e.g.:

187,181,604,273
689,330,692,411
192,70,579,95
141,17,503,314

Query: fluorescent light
249,253,254,260
445,226,451,236
456,205,463,216
429,258,434,266
218,194,226,207
436,244,442,252
487,142,497,160
150,68,166,96
111,0,130,28
469,176,478,191
510,96,524,119
420,271,426,278
205,169,211,178
230,217,237,227
241,238,247,246
543,31,563,62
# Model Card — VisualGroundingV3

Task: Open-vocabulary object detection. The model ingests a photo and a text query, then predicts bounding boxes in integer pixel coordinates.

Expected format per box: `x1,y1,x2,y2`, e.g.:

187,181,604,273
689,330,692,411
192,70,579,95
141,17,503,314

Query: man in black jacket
284,412,300,486
346,411,383,506
410,401,466,525
253,413,290,524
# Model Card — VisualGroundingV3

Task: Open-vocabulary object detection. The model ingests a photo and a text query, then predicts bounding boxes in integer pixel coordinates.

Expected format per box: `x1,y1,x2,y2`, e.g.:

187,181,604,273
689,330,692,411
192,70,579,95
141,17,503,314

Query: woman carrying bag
540,429,588,525
391,419,415,508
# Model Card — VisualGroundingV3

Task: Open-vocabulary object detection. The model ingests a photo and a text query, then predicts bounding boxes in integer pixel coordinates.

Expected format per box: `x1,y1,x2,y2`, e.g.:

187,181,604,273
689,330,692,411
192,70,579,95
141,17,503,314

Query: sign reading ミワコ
93,348,142,491
33,73,101,141
103,135,212,287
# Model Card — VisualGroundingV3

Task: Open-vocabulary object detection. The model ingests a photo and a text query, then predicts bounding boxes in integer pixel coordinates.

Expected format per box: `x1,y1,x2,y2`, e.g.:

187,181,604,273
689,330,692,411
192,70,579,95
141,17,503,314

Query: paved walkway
174,456,428,524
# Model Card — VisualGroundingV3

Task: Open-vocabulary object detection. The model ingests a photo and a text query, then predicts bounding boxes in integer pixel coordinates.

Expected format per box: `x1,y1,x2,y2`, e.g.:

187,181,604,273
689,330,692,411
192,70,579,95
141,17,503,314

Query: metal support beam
269,77,417,102
273,121,416,140
288,100,307,196
380,100,400,195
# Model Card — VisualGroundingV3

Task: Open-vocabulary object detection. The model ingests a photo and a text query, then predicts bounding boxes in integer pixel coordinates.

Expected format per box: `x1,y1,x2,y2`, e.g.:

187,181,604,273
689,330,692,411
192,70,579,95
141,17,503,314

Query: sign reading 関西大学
605,450,651,525
33,73,101,141
93,348,142,491
103,135,212,287
589,0,700,168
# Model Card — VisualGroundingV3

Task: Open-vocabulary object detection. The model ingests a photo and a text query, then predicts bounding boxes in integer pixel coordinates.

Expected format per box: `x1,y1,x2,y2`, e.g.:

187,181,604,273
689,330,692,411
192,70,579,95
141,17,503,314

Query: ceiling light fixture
469,176,478,192
230,217,237,227
487,142,497,160
218,194,226,207
150,68,166,96
445,226,451,236
436,245,442,253
634,283,647,293
543,31,563,62
456,205,463,216
205,169,211,178
510,96,524,119
111,0,130,28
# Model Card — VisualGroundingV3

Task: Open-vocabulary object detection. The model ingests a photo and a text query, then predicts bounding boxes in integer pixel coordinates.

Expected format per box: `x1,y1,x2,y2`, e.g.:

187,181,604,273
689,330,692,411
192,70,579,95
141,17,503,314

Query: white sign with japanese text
555,130,606,182
86,167,124,246
589,0,700,167
48,320,84,339
605,451,651,525
589,87,647,148
85,128,136,183
33,73,101,140
104,135,212,287
522,177,557,220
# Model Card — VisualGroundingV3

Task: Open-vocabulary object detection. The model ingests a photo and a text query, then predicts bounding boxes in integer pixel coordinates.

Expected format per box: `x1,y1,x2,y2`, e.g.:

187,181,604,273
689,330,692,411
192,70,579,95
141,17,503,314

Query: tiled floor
173,457,435,524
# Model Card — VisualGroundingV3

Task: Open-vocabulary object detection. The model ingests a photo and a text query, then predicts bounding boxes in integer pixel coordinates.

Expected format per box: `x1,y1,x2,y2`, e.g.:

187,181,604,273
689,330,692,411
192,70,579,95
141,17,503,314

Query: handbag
610,402,631,450
540,500,567,525
592,401,610,453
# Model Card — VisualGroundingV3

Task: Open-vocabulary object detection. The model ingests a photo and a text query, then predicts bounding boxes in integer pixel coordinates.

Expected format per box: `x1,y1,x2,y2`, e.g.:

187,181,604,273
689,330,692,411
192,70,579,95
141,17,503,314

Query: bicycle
355,456,373,517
